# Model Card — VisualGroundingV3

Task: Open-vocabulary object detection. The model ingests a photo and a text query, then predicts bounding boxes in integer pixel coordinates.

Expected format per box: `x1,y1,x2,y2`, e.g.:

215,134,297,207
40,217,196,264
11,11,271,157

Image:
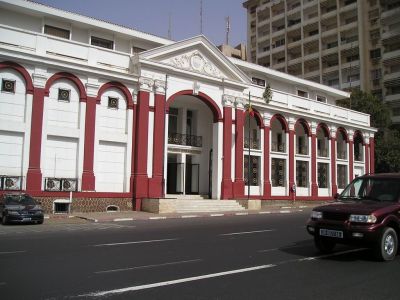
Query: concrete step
175,200,245,213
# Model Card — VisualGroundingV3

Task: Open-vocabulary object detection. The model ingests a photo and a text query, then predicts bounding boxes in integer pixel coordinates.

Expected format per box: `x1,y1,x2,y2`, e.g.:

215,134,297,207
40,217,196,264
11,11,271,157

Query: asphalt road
1,209,400,300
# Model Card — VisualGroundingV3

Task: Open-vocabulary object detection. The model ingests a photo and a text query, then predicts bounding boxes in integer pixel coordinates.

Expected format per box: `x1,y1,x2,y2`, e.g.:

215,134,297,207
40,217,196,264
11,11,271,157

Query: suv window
5,194,36,205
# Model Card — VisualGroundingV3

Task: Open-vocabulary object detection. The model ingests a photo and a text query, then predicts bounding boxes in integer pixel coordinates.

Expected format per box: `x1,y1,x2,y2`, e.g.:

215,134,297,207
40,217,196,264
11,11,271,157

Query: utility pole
225,16,230,45
200,0,203,35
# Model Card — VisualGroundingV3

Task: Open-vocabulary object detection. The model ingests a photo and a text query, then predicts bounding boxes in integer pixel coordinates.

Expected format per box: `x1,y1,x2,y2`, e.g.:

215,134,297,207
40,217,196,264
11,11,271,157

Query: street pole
247,92,251,200
161,74,168,197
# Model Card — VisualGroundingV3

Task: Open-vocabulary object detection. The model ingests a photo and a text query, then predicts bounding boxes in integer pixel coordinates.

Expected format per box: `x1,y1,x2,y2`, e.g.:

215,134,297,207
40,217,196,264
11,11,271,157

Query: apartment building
243,0,400,123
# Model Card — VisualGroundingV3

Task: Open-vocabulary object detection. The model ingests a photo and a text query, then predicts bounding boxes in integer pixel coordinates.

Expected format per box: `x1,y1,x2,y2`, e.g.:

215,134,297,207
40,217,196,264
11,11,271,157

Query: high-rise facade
243,0,400,123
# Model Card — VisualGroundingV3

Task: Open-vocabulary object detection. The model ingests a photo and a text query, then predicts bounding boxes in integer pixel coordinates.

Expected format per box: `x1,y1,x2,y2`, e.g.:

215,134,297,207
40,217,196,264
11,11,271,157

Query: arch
243,108,264,129
0,61,34,94
353,130,365,145
97,81,134,109
270,114,288,132
316,123,331,139
336,127,349,142
44,72,87,102
295,118,311,136
166,90,222,123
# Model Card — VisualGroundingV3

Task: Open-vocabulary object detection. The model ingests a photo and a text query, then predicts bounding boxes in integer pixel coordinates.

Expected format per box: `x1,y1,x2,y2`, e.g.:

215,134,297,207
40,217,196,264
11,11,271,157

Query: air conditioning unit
45,178,61,191
3,176,21,190
61,179,77,192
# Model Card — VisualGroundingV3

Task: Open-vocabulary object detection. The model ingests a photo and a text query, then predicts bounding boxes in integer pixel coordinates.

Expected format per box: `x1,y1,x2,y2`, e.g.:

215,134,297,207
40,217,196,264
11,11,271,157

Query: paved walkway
43,201,326,224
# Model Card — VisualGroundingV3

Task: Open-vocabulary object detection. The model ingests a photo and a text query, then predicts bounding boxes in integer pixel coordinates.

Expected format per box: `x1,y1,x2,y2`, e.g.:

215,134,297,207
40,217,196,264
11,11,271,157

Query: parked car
307,173,400,261
0,193,44,225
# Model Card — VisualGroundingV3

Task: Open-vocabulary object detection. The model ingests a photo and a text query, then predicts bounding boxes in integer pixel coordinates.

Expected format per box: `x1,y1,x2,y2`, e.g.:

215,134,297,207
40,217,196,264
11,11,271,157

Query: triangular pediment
140,36,251,84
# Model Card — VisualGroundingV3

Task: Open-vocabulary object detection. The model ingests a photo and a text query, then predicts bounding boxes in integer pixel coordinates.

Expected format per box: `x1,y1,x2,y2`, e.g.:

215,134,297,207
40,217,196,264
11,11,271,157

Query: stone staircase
174,199,246,213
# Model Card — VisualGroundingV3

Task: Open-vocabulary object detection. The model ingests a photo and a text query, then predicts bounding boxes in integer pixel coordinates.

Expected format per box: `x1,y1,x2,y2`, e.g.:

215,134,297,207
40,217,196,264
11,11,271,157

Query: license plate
22,217,31,221
319,229,343,238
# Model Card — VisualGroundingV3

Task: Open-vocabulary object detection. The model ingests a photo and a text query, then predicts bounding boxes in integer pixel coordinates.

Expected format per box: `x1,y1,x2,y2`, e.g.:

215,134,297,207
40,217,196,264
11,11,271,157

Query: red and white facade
0,0,376,212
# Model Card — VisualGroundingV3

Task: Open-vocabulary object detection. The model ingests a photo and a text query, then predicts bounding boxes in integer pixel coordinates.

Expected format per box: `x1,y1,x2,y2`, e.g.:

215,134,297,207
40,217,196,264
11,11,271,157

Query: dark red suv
307,173,400,261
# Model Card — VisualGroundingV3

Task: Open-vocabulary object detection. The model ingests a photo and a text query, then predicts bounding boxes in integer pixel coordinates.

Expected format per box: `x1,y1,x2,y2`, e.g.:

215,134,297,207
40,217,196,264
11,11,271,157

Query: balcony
0,175,23,191
381,7,400,23
244,137,261,150
383,70,400,85
382,49,400,64
271,142,286,153
168,133,202,147
384,93,400,102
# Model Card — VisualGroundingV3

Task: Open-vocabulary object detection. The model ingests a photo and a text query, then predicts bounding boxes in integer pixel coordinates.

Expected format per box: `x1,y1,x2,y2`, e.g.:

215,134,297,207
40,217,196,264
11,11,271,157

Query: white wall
0,69,27,123
43,136,78,178
0,131,23,176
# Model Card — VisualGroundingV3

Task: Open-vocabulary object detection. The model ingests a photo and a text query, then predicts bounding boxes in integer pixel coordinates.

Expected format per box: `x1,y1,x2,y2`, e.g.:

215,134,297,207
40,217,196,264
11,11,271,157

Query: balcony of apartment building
287,13,302,32
381,6,400,23
340,34,359,51
288,46,303,65
321,19,338,38
257,11,271,28
320,0,337,19
257,56,271,68
304,59,320,78
287,62,302,76
271,36,286,54
271,21,286,38
287,29,302,48
339,13,358,31
383,64,400,87
303,40,319,61
258,43,271,58
272,51,287,68
382,43,400,63
271,2,285,22
286,0,302,15
257,27,270,43
384,85,400,103
339,0,357,13
303,25,320,43
323,75,340,89
303,7,319,26
303,0,318,9
322,40,338,56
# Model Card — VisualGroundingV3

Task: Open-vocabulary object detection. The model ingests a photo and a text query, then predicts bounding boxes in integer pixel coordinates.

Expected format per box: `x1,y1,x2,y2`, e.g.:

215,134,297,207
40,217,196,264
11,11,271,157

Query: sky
33,0,248,46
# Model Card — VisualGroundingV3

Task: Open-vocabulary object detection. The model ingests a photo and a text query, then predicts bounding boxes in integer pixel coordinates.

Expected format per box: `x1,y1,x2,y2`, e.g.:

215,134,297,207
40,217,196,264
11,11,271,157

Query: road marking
210,214,224,217
235,212,248,216
259,211,271,214
0,250,26,255
220,229,275,236
95,259,202,274
114,218,134,222
279,210,291,213
80,264,276,297
181,215,198,218
92,238,179,247
149,217,167,220
297,248,367,261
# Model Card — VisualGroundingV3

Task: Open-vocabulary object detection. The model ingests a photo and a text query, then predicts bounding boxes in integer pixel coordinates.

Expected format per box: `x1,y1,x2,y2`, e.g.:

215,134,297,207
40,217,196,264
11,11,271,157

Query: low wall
142,198,177,214
236,200,261,210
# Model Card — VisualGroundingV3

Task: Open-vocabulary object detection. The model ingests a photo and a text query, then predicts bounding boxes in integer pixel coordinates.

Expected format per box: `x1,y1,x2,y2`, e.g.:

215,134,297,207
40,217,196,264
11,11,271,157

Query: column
365,139,370,175
133,77,153,210
311,122,318,199
330,127,337,196
349,132,354,181
81,82,99,190
129,93,137,193
369,135,375,173
233,98,245,198
263,113,272,199
221,95,234,199
149,80,166,198
26,86,45,191
288,118,295,199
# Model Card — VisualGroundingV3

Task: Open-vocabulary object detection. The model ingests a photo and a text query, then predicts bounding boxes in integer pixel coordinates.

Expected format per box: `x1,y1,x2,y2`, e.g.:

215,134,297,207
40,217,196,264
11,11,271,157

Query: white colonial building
0,0,376,212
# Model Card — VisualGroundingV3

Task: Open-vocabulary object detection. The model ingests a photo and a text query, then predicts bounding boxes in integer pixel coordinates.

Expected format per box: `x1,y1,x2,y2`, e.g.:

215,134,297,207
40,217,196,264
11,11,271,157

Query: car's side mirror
334,193,340,200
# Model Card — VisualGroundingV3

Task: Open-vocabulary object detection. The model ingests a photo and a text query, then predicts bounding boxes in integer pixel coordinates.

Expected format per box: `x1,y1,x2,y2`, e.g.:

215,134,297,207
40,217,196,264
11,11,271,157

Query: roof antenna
200,0,203,35
225,16,230,45
168,13,172,39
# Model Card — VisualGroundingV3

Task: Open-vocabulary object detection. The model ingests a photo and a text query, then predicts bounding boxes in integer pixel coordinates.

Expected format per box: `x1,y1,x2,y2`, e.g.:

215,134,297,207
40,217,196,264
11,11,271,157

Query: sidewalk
43,201,327,224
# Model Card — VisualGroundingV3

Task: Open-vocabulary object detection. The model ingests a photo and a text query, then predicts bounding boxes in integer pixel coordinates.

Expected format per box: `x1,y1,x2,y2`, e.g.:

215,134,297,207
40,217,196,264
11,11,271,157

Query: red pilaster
349,140,354,181
233,107,245,198
365,143,370,175
369,137,375,173
148,93,165,198
288,129,295,198
330,137,337,196
133,90,150,209
129,103,137,193
263,126,271,199
221,106,233,199
81,97,97,191
26,88,45,191
311,134,318,199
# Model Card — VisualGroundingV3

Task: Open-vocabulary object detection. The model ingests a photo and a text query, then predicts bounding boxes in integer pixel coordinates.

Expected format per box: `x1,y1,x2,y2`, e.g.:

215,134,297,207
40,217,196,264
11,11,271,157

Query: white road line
94,259,202,274
0,250,26,255
279,210,291,213
114,218,134,222
149,217,167,220
181,215,198,218
220,229,275,236
81,264,276,297
210,214,224,217
259,211,271,214
235,212,248,216
297,248,367,262
92,238,179,247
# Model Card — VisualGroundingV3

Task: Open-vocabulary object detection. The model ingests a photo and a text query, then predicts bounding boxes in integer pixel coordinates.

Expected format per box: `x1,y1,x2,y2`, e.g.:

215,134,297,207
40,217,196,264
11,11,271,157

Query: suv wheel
1,214,7,225
374,227,398,261
314,237,336,253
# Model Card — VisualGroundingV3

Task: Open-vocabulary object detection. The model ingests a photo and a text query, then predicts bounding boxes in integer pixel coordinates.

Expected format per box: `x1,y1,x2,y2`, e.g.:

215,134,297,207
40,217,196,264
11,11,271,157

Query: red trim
0,61,34,94
233,108,245,198
263,126,271,199
81,97,97,191
166,90,222,123
349,140,354,180
221,106,233,199
133,91,150,209
0,190,133,198
26,88,45,191
288,129,295,199
369,137,375,173
365,143,370,174
97,81,134,109
316,123,331,139
129,104,137,193
44,72,87,102
336,127,349,142
149,93,165,198
331,137,337,196
270,114,288,132
311,134,318,199
294,119,311,136
354,130,365,145
243,109,264,129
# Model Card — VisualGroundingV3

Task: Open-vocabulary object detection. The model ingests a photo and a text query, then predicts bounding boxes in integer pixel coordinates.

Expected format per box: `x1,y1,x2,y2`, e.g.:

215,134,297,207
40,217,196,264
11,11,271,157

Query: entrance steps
175,199,246,213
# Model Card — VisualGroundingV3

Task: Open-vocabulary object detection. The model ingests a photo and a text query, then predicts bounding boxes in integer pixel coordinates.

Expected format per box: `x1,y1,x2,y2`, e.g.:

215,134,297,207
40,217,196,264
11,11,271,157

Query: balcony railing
0,176,22,190
44,178,78,192
168,133,202,147
271,142,286,152
244,138,260,150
